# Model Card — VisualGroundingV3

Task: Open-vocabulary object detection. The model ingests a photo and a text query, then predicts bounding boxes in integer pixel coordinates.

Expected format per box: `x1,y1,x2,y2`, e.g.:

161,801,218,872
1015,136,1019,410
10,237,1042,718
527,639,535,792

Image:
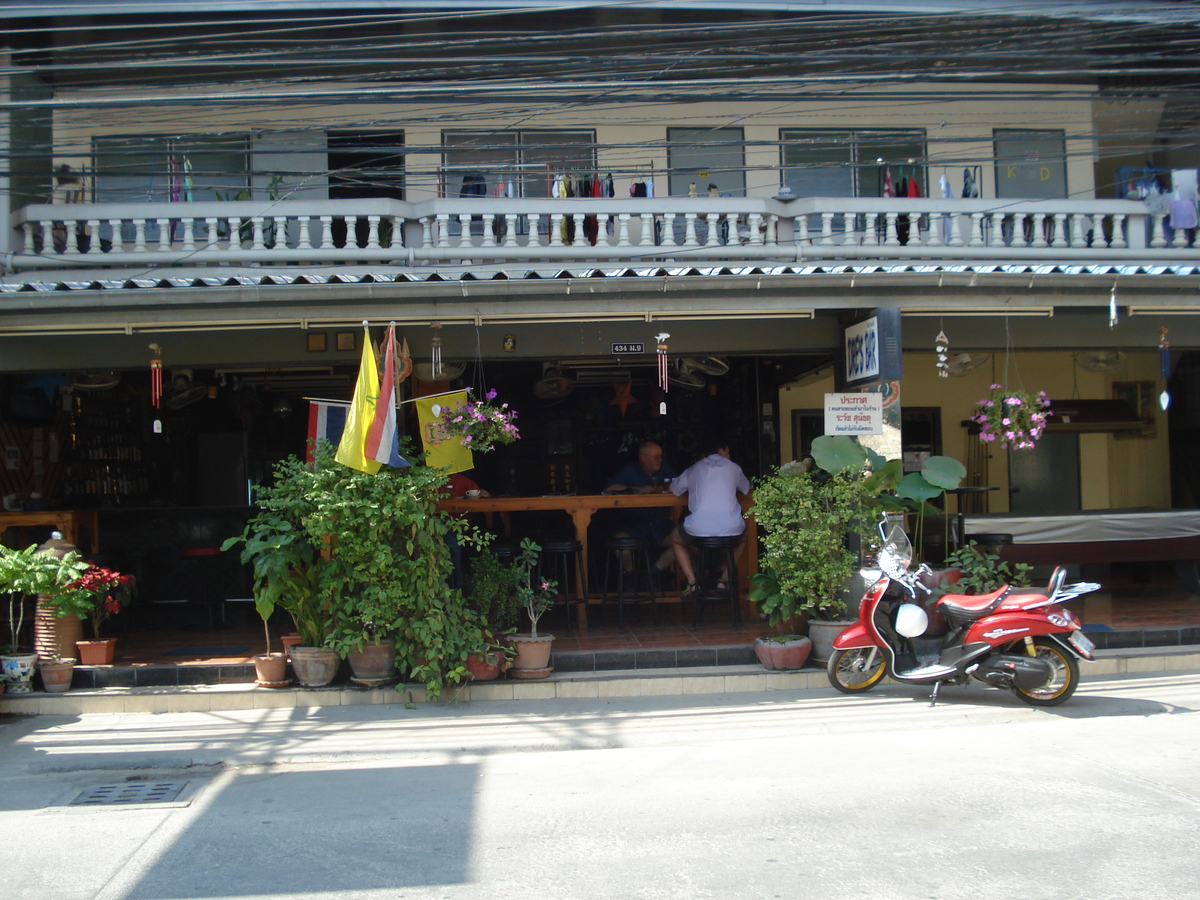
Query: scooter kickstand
929,681,941,706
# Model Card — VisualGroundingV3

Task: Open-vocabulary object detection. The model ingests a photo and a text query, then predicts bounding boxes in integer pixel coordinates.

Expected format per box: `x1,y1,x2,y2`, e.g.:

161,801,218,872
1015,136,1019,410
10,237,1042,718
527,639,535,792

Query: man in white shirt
668,440,751,597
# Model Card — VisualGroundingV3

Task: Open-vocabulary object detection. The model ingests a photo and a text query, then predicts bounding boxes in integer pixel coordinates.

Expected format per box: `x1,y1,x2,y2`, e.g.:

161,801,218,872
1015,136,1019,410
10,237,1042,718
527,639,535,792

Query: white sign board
825,392,883,435
844,316,880,383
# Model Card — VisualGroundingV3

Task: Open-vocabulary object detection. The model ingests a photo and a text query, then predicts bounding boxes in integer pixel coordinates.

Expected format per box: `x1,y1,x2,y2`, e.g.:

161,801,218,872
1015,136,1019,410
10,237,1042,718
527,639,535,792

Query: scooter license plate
1068,631,1095,658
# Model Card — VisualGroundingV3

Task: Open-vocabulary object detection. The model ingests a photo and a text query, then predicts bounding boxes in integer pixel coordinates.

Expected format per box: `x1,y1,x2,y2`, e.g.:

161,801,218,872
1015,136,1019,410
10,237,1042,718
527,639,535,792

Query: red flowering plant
63,565,135,640
439,389,520,453
970,384,1051,451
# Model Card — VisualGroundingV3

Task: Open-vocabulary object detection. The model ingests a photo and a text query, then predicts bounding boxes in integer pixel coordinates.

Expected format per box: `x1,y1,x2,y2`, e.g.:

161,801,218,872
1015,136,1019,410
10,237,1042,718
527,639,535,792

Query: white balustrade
8,196,1196,274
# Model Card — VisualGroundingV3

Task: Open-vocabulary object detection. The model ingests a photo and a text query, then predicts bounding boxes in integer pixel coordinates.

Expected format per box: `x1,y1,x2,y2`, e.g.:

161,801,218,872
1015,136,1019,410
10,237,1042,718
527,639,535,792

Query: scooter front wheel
827,647,886,694
1013,638,1080,707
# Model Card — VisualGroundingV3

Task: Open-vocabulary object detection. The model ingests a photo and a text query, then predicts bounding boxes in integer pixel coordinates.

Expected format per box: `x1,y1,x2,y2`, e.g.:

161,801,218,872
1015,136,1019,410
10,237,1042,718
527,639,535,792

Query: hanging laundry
645,176,654,198
1169,197,1197,230
962,168,978,198
603,174,614,198
883,167,894,198
939,173,953,243
907,175,921,197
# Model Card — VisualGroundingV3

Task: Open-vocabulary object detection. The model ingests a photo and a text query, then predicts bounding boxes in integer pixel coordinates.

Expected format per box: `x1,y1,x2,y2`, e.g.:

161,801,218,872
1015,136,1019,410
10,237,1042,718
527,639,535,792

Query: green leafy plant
0,544,90,654
942,541,1033,594
513,538,556,638
60,565,135,641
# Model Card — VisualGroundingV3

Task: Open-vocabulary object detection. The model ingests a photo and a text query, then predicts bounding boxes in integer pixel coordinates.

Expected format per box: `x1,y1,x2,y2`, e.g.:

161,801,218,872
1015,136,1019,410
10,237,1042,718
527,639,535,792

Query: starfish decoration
609,381,639,416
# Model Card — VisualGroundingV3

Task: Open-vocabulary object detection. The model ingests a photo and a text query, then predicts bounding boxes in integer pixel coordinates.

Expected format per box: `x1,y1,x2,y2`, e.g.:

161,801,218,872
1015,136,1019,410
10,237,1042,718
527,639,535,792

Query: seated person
668,439,751,597
602,441,677,577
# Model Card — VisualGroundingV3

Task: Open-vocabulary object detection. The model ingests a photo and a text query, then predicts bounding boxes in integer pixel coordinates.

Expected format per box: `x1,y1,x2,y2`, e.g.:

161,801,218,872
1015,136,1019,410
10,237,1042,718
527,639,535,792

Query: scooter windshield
878,520,913,579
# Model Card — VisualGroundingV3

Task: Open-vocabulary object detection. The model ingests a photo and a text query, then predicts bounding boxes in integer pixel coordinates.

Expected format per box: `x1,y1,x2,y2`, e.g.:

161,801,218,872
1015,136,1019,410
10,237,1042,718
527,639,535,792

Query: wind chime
430,321,443,377
149,343,163,408
935,330,950,378
655,332,670,415
1159,326,1171,410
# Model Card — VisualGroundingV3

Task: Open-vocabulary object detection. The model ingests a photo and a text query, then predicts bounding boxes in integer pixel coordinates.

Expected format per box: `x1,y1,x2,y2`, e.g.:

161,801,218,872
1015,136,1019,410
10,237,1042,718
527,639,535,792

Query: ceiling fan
72,371,120,390
532,365,575,401
1076,350,1126,373
944,352,990,377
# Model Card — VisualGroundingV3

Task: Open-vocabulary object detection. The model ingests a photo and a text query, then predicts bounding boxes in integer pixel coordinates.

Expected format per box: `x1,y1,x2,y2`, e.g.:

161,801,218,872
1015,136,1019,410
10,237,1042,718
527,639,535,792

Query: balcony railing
8,196,1196,273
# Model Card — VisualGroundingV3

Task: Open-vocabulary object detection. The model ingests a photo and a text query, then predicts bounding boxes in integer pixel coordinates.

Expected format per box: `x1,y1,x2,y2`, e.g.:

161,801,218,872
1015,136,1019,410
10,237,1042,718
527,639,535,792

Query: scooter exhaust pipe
971,654,1054,691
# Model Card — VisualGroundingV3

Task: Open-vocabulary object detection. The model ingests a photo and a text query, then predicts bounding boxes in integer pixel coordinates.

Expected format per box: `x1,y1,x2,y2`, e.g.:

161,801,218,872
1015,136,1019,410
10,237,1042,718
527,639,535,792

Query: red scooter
828,518,1100,706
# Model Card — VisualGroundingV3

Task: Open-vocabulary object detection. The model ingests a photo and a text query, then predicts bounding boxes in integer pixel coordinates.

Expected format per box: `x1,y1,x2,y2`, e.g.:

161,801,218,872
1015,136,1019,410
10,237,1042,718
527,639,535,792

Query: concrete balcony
8,196,1197,279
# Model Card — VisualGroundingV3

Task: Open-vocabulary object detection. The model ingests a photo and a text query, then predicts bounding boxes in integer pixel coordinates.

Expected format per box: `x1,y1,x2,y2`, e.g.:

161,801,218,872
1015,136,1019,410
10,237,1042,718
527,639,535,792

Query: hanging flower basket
971,384,1051,451
438,389,520,453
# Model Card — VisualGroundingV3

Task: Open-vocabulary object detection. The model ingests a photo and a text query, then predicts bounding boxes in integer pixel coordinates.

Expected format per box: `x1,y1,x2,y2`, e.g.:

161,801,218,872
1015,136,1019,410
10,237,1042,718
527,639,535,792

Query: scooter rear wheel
827,647,886,694
1012,638,1079,707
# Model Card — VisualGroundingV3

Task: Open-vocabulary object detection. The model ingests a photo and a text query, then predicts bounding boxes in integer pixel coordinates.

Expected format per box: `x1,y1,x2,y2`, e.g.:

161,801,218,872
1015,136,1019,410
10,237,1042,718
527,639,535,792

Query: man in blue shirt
602,441,677,576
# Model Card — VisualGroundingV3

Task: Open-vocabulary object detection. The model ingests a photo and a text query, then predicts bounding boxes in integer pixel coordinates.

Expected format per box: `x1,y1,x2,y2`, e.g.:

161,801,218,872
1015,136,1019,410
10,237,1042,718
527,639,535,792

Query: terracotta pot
76,638,117,665
38,658,76,693
289,646,340,687
753,636,813,670
33,600,83,661
346,639,397,686
1,653,38,694
466,652,502,681
508,633,554,678
279,633,302,656
806,620,854,666
253,652,291,687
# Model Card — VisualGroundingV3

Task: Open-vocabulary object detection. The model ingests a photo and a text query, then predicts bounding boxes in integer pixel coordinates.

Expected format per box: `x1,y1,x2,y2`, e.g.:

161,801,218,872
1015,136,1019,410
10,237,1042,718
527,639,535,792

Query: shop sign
824,392,883,435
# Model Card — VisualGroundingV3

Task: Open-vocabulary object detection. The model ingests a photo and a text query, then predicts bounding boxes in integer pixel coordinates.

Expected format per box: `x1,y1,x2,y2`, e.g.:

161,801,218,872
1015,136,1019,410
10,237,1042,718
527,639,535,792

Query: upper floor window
667,127,745,197
780,130,926,197
93,135,249,203
442,131,595,199
994,129,1066,199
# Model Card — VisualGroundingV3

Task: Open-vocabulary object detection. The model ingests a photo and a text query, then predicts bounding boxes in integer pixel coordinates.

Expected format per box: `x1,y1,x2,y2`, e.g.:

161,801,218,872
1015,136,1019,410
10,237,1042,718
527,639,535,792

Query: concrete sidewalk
2,644,1198,717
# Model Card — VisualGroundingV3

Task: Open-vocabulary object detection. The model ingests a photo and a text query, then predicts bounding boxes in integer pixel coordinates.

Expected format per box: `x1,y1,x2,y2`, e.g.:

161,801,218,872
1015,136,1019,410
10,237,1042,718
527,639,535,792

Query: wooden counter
0,510,99,553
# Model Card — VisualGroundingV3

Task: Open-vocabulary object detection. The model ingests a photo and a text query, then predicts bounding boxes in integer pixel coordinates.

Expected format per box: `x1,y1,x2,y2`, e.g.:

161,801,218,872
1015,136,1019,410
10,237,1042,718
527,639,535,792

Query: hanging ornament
1159,326,1172,410
934,329,950,378
430,321,443,377
609,381,638,416
1109,283,1119,329
397,337,413,384
148,343,163,408
655,332,671,415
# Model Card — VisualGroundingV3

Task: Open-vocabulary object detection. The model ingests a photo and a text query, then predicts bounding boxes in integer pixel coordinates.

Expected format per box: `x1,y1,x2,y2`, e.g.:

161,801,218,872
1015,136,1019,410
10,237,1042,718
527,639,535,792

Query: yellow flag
335,326,382,474
415,391,473,474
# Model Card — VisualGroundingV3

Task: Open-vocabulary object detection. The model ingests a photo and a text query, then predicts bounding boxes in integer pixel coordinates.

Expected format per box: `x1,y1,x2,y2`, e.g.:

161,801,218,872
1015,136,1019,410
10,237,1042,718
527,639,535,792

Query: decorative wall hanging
935,330,949,378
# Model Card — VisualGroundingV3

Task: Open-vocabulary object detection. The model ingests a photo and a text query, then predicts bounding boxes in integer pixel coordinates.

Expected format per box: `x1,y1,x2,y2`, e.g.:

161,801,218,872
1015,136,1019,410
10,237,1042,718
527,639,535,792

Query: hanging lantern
1159,326,1172,410
149,343,163,408
935,330,949,378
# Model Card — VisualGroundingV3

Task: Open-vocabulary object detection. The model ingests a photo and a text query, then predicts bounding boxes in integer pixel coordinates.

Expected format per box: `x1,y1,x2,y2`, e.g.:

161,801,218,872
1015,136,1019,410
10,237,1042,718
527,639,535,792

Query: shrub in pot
507,539,557,678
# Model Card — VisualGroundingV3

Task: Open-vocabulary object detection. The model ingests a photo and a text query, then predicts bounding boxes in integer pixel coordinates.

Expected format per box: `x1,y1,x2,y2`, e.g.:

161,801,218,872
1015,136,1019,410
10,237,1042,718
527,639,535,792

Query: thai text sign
825,392,883,435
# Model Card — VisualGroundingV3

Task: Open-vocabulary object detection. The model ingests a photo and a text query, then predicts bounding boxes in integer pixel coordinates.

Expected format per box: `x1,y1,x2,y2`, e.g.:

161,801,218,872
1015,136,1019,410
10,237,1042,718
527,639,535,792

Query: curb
3,645,1199,717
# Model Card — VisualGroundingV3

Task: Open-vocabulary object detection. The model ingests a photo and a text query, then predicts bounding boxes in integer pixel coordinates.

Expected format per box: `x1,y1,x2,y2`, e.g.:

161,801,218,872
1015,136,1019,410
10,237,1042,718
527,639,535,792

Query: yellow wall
778,349,1170,512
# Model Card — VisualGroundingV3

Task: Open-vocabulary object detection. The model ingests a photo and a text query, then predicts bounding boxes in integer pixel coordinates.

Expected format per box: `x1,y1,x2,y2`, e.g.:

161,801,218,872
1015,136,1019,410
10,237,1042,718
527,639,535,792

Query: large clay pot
289,646,340,687
508,633,554,679
1,653,38,694
806,620,854,666
253,653,291,687
33,600,84,662
346,639,397,686
753,635,813,670
76,638,117,665
38,657,75,692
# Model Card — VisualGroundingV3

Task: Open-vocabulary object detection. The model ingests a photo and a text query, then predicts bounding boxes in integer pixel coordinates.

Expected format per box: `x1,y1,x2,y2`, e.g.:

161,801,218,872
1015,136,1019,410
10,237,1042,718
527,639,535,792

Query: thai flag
364,323,410,468
307,401,348,462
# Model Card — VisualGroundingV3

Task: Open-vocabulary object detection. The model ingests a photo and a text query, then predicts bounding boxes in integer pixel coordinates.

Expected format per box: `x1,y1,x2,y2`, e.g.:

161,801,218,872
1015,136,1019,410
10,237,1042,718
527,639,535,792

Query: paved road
3,671,1200,900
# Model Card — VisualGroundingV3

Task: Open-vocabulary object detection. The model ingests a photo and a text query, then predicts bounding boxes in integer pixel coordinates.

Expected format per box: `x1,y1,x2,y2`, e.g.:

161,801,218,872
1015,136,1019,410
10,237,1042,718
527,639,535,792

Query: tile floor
99,563,1200,667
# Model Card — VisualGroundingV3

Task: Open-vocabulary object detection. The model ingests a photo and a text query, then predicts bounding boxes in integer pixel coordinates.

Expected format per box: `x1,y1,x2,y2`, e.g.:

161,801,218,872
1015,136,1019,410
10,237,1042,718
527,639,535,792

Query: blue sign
612,342,645,354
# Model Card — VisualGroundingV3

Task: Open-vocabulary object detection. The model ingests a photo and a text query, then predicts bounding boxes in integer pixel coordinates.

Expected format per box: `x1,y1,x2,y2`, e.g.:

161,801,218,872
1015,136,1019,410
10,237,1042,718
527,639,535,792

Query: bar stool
538,540,587,632
690,535,742,629
602,536,658,633
180,546,224,629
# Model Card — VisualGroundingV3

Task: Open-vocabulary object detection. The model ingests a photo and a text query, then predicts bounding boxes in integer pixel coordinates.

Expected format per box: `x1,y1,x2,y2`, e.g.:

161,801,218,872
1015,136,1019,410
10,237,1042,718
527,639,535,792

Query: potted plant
463,551,521,680
970,384,1051,451
249,588,290,688
752,633,813,670
941,541,1034,595
507,538,557,678
67,564,134,665
0,543,90,692
749,435,965,665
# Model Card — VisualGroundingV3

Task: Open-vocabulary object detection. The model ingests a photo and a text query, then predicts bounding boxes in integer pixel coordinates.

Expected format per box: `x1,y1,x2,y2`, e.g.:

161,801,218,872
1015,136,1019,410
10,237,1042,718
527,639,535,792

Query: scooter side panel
831,621,876,650
963,610,1074,647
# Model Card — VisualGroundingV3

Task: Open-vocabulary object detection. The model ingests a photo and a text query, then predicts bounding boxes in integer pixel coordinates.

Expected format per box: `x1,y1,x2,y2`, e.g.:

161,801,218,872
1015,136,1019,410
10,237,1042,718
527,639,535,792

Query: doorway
1008,432,1081,513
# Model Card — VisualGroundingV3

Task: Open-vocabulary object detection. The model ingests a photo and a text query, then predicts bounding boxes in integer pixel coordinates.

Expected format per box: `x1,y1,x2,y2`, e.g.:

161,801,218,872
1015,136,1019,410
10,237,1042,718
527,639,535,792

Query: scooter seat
938,585,1011,620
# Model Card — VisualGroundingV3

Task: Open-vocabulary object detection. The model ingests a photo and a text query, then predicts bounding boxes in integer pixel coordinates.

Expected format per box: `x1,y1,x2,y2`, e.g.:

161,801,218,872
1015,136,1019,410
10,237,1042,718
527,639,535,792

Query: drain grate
70,780,189,806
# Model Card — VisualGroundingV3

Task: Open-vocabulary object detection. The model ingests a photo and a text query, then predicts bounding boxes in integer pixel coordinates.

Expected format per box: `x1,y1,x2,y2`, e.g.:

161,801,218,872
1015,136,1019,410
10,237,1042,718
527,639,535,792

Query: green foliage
513,538,556,638
0,544,90,653
224,441,489,699
942,541,1033,594
465,552,523,633
752,465,880,622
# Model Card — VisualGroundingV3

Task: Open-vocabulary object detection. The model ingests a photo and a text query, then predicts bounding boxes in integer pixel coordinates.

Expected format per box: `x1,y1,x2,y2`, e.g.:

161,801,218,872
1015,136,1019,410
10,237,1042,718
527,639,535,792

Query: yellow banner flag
415,391,473,474
334,326,383,474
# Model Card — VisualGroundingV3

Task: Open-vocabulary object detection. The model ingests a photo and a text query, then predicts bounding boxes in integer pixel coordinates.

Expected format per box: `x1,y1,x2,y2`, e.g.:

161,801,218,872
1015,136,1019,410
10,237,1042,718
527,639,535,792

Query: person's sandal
681,582,698,599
